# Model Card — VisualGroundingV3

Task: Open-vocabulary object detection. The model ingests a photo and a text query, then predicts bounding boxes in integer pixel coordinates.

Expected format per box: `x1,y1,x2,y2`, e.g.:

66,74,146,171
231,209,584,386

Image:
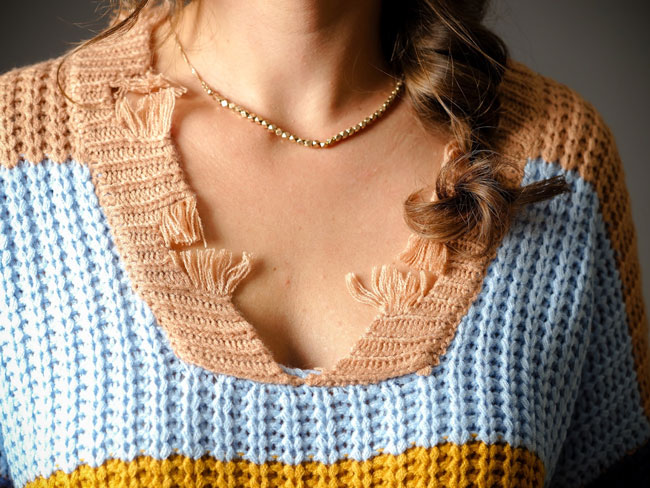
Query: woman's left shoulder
496,58,632,240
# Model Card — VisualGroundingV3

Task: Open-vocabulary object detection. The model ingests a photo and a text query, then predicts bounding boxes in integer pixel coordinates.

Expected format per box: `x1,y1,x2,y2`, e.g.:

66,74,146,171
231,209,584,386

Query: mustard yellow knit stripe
25,441,545,488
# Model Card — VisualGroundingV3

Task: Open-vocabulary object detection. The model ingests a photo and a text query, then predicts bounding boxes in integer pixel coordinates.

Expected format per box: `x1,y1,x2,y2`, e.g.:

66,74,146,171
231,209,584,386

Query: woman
0,0,648,486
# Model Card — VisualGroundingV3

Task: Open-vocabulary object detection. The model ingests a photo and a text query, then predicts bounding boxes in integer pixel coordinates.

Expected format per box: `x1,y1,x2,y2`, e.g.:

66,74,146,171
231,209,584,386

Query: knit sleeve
548,111,650,487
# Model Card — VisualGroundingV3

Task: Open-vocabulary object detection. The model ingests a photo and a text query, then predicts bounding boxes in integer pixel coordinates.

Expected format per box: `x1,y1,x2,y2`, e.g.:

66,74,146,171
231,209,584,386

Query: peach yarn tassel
159,197,207,248
345,265,433,315
169,248,253,296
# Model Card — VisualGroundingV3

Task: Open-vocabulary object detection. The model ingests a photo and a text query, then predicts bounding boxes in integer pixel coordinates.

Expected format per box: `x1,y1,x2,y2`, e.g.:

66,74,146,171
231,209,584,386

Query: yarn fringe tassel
398,234,450,275
112,70,187,139
169,248,253,296
345,265,434,315
159,197,206,248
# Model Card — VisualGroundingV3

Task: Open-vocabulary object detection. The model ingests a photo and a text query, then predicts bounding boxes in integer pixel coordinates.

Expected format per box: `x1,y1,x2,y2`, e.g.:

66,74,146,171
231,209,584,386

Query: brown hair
57,0,571,261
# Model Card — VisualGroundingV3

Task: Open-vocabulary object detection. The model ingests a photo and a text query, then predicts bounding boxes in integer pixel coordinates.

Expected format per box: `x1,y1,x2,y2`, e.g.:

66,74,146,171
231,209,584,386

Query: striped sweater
1,2,649,487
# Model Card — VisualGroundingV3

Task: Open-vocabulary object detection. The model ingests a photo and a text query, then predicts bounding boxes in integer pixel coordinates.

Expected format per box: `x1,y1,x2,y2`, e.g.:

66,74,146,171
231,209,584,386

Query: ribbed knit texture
0,2,649,487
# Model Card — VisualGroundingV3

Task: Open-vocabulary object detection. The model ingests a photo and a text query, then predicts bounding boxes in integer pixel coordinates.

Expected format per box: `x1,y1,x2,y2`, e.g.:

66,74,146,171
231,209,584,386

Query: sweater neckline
69,1,527,386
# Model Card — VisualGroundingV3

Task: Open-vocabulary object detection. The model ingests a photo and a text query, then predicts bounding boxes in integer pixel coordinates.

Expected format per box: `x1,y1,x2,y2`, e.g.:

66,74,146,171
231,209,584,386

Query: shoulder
498,57,633,235
497,58,622,190
0,56,100,246
496,59,630,249
0,3,172,172
0,54,78,168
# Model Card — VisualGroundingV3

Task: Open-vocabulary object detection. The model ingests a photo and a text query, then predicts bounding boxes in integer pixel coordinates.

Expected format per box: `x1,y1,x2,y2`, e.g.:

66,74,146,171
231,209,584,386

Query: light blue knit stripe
0,157,647,488
547,193,650,486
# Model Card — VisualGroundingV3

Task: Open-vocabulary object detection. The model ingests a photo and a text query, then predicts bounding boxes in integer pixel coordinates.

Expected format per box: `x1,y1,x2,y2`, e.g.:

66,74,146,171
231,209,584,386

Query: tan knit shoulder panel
0,55,77,167
498,60,650,420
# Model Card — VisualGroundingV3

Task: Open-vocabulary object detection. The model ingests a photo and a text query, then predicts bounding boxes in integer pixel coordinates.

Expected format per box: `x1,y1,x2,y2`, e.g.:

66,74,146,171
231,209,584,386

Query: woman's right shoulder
0,55,100,257
0,54,77,170
1,2,169,173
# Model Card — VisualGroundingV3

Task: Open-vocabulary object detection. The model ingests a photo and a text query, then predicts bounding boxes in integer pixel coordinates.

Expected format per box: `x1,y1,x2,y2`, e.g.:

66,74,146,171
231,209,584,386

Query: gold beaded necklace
171,25,404,149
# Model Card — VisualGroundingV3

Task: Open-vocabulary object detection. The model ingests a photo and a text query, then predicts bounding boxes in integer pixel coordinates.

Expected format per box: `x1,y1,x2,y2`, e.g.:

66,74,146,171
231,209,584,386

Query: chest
0,156,597,487
0,207,583,488
168,97,447,370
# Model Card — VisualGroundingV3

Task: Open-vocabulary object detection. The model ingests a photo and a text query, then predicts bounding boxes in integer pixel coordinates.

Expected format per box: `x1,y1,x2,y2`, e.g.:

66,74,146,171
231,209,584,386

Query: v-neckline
70,1,527,386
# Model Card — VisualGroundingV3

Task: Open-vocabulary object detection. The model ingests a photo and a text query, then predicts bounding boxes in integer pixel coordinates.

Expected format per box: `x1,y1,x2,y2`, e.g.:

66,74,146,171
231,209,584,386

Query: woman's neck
152,0,396,133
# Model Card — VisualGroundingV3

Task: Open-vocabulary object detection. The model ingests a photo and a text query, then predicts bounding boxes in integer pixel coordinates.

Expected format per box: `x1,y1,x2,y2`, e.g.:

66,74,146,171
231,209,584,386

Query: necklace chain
171,24,404,149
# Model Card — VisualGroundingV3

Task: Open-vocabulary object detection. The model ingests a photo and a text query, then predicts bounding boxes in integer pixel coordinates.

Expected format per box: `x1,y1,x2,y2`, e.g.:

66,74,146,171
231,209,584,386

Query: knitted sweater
1,3,649,487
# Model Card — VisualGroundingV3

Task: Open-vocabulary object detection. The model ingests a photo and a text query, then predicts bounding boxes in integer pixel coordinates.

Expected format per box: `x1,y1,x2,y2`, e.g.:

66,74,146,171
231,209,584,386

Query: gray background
2,1,649,325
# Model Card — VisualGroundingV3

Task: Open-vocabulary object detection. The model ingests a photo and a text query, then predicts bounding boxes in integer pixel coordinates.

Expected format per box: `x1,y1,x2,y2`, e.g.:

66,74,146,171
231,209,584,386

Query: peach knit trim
68,2,494,387
0,1,647,400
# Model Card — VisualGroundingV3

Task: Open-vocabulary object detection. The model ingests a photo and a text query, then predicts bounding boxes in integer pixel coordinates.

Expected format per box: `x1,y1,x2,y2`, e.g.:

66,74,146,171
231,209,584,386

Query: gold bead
275,128,283,136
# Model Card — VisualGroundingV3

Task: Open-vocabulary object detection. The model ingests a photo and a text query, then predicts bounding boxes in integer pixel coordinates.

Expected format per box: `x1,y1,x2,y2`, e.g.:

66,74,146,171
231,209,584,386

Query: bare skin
151,0,450,370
